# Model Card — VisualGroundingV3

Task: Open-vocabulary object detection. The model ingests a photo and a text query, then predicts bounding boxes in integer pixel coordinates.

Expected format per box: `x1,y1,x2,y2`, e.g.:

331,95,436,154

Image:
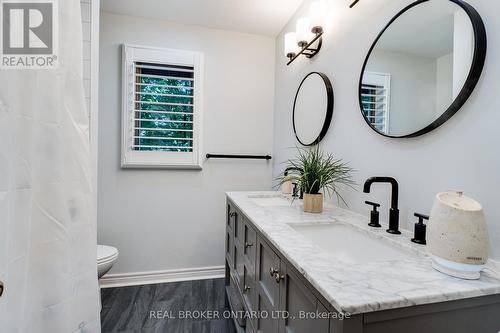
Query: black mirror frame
293,72,334,146
358,0,487,138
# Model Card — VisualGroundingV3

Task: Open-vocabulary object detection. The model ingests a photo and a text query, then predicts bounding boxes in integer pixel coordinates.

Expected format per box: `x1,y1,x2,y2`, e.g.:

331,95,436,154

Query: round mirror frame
293,72,334,146
358,0,487,138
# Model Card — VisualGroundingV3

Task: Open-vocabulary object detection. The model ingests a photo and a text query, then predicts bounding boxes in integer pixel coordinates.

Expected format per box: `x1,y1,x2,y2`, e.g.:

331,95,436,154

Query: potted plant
278,147,355,213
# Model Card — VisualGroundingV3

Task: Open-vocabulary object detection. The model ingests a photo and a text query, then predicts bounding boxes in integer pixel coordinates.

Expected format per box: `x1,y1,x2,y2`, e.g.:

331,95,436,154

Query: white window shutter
361,72,391,133
121,45,204,169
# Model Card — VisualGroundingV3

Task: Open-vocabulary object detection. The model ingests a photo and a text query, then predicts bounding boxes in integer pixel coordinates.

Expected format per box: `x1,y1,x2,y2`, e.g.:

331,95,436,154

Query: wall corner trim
99,265,225,288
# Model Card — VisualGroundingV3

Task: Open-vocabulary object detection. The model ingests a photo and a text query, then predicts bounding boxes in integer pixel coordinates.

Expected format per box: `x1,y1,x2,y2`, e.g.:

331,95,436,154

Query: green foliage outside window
134,62,195,152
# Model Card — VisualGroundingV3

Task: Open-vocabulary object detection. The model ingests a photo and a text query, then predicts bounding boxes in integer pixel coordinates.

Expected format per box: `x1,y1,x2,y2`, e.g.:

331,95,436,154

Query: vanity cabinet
279,265,330,333
225,198,500,333
227,201,329,333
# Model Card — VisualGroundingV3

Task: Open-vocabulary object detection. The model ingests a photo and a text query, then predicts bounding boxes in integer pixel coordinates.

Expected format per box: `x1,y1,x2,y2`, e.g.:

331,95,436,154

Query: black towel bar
206,154,272,160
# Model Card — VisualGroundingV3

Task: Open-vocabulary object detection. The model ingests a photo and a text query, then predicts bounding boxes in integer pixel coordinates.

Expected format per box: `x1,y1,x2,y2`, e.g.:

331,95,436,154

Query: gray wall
365,49,437,136
273,0,500,260
98,12,275,274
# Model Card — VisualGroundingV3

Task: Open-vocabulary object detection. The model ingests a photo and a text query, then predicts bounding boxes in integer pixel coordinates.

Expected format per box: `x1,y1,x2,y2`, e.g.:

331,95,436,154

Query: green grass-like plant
278,146,356,206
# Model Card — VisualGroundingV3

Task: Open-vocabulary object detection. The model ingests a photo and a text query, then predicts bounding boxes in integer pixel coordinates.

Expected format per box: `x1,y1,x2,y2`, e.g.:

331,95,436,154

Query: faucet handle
414,213,429,224
411,212,429,245
365,201,380,210
365,201,381,228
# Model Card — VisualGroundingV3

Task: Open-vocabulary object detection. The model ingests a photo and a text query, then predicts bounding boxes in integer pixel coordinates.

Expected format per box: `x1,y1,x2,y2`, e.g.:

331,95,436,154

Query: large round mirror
293,72,334,146
359,0,486,138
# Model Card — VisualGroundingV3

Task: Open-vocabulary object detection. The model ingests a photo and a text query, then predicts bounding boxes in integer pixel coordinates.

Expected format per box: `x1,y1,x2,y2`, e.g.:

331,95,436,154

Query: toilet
97,245,119,279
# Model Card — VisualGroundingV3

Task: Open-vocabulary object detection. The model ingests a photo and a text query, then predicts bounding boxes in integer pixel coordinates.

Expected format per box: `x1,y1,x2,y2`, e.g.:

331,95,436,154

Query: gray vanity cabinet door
242,263,256,312
255,238,281,332
278,265,330,333
235,243,244,287
242,220,257,312
243,221,257,268
227,203,233,229
226,229,234,269
232,209,245,286
245,321,257,333
226,204,235,269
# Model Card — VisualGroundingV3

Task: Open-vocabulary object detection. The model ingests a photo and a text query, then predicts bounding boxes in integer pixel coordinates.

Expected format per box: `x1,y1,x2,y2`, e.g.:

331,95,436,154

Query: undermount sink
249,194,292,207
289,223,414,265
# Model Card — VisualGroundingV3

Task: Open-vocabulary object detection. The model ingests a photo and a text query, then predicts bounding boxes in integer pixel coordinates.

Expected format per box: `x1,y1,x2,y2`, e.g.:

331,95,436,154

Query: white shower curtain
0,0,100,332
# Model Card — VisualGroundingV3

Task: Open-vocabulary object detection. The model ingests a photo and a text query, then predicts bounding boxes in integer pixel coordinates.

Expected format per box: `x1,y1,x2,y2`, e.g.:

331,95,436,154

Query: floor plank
101,279,236,333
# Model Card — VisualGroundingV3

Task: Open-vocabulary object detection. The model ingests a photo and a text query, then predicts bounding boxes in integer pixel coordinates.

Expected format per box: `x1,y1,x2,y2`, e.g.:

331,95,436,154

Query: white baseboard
99,265,225,288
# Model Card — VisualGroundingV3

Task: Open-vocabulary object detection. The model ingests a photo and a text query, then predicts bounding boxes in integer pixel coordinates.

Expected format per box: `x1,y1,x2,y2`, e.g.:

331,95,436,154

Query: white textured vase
427,192,489,280
281,181,293,195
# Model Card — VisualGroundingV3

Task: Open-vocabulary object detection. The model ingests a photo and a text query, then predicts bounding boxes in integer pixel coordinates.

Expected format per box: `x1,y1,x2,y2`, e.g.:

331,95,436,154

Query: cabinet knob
0,281,3,297
244,285,251,293
245,242,254,248
269,267,278,277
275,273,285,284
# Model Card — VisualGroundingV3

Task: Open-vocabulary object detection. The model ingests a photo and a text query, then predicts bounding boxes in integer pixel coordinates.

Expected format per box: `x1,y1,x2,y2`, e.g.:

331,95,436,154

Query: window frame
361,71,391,134
121,44,204,169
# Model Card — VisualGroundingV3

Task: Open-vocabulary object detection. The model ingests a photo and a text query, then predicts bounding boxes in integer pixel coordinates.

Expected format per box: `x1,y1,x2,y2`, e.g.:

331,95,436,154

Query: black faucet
363,177,401,235
284,167,304,199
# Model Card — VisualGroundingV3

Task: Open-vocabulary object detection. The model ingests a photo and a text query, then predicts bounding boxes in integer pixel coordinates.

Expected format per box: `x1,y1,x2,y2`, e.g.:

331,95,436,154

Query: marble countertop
226,191,500,315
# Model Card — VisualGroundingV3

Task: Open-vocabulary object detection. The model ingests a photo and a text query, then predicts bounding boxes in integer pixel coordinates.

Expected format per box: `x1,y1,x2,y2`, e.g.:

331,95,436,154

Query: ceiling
100,0,305,37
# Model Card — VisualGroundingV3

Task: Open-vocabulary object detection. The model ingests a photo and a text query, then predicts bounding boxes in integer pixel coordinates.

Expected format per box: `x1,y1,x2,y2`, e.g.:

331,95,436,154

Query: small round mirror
359,0,486,138
293,72,334,146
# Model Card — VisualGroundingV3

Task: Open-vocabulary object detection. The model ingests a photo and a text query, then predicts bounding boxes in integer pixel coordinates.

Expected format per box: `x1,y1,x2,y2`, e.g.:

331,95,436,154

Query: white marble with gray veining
226,191,500,315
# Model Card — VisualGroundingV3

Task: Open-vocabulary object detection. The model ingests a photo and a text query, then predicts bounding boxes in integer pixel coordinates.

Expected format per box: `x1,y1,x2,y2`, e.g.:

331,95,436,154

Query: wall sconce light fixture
285,0,326,66
350,0,360,8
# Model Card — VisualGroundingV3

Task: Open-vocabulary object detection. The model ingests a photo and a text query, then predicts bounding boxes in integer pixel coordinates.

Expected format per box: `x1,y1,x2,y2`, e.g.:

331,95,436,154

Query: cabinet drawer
234,210,242,242
226,273,247,329
235,238,244,286
243,221,257,269
227,203,241,274
226,230,234,269
242,263,256,312
227,203,242,240
256,238,280,309
227,203,235,230
255,238,281,332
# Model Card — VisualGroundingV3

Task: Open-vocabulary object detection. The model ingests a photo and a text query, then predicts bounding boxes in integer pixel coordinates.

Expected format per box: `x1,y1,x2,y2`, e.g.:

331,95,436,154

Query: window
361,72,390,133
121,45,204,169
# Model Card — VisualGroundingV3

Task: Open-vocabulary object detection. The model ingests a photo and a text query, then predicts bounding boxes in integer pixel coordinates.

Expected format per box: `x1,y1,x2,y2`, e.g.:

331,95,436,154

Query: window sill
120,162,203,170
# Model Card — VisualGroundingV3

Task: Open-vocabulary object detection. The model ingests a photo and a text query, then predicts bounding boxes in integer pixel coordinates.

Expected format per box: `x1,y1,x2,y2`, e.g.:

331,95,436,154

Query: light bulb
284,32,299,58
310,0,327,33
296,18,312,47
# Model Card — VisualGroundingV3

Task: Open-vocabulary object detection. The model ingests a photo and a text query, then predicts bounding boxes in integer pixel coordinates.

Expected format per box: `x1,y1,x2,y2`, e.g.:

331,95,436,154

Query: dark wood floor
101,278,236,333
